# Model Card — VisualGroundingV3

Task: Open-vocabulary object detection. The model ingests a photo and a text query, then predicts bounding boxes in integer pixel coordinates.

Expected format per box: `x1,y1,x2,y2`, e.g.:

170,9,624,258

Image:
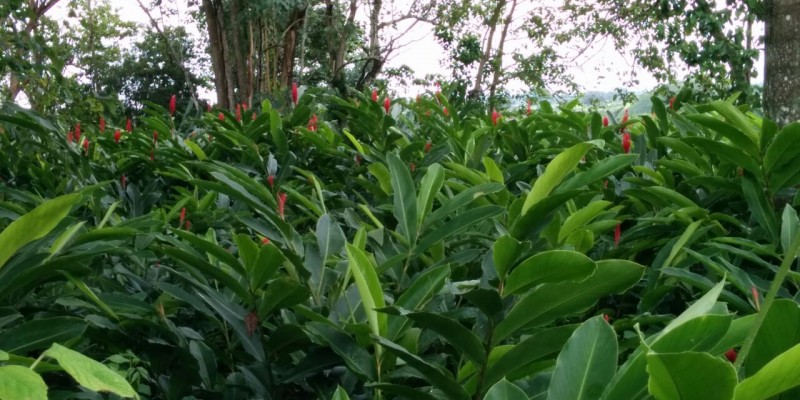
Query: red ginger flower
277,192,287,219
267,174,275,188
75,123,81,141
99,116,105,132
218,112,224,121
371,89,378,102
236,104,242,122
82,138,89,154
526,99,532,115
261,237,270,245
384,97,391,114
443,106,449,116
614,223,622,247
308,114,318,131
153,130,158,145
126,118,132,132
491,108,500,126
622,108,629,124
424,140,432,153
185,219,191,231
622,132,631,154
179,207,186,227
725,349,737,362
169,94,176,116
121,174,127,189
669,96,676,110
114,130,121,143
67,130,74,143
291,82,298,105
603,116,609,127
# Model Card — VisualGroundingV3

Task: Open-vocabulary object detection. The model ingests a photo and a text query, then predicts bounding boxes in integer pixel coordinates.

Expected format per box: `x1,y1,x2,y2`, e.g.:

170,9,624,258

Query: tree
763,0,800,125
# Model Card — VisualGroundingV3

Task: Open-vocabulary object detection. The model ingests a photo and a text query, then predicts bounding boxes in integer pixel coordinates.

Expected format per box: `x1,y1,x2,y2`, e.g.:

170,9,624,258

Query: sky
49,0,765,100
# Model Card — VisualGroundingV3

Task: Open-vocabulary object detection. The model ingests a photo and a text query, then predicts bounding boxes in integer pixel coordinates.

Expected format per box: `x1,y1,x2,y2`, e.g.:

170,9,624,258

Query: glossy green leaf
558,201,612,242
345,244,387,339
735,343,800,400
485,379,528,400
416,163,445,227
495,259,643,342
647,351,736,400
0,365,47,400
503,250,596,296
560,154,639,191
305,322,377,381
522,142,593,214
414,205,503,256
387,153,418,245
0,193,83,269
45,343,139,399
331,386,351,400
407,312,486,365
548,316,617,400
746,299,800,377
492,235,527,280
742,175,779,241
389,265,450,339
0,317,87,354
781,205,799,256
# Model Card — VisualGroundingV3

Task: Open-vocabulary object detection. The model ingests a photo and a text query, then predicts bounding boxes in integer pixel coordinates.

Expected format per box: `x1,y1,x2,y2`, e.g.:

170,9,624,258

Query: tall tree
764,0,800,125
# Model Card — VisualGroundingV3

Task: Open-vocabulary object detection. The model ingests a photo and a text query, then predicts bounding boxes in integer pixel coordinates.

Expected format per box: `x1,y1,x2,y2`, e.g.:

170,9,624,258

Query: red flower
236,104,242,122
526,99,532,115
218,112,224,121
291,82,299,106
179,207,186,226
261,237,270,245
622,132,631,154
424,141,432,153
603,116,609,127
277,192,287,220
153,130,158,145
185,220,191,231
242,102,248,111
603,314,610,322
121,174,127,189
751,286,760,311
491,108,500,126
99,116,106,132
725,349,737,363
114,130,121,143
82,138,89,155
169,94,176,116
614,223,622,247
384,97,391,114
126,118,132,132
669,96,676,110
308,114,318,131
67,130,74,143
371,89,378,102
443,106,449,116
267,174,275,188
622,108,629,124
75,123,81,141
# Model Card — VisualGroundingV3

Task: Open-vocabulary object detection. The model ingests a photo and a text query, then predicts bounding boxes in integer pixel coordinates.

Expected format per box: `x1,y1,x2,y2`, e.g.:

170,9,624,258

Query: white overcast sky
51,0,764,100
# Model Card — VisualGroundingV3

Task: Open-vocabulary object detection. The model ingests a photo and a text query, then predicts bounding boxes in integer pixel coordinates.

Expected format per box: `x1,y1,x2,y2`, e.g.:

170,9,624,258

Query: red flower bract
126,118,132,132
526,99,532,115
75,123,81,141
99,116,105,132
384,97,391,114
424,141,432,153
603,116,609,127
236,104,242,122
725,349,737,362
308,114,318,131
622,108,629,124
82,138,89,154
169,94,176,116
291,82,298,105
218,112,224,121
371,89,378,102
614,223,622,247
277,192,287,220
491,108,500,126
179,207,186,226
121,174,127,189
267,174,275,188
114,130,121,143
622,132,631,154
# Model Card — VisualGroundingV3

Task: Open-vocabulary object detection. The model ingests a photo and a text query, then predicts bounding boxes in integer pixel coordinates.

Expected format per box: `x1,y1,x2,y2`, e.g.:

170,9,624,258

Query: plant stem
734,230,800,370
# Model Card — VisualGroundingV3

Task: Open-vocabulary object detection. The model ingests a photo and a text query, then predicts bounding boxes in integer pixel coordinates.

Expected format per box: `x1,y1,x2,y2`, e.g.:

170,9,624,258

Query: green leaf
305,322,377,381
735,342,800,400
423,183,504,229
781,205,799,256
548,316,617,400
406,312,486,365
682,137,760,174
663,220,703,269
709,100,759,144
764,122,800,173
0,193,83,269
495,259,643,342
387,153,418,245
0,317,87,354
414,205,503,256
389,265,450,339
0,365,47,400
686,114,758,158
484,324,577,387
374,336,470,400
641,187,699,209
345,244,387,339
492,235,527,280
560,154,639,191
742,175,779,242
189,340,217,389
647,351,736,400
250,243,286,292
331,386,351,400
503,250,596,296
485,379,529,400
745,299,800,378
558,201,612,243
416,163,445,227
45,343,138,399
522,142,593,214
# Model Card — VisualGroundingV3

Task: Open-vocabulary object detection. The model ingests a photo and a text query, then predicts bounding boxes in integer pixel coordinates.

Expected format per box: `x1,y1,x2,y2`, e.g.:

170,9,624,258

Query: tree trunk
355,0,384,90
470,0,506,99
488,0,518,103
764,0,800,126
202,0,231,109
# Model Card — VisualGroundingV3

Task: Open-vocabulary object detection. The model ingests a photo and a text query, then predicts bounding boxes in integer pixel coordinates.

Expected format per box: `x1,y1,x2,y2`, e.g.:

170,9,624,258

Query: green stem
734,230,800,370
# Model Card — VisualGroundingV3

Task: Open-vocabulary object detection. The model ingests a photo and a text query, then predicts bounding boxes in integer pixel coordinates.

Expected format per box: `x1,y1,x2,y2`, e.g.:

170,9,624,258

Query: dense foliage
1,88,800,399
